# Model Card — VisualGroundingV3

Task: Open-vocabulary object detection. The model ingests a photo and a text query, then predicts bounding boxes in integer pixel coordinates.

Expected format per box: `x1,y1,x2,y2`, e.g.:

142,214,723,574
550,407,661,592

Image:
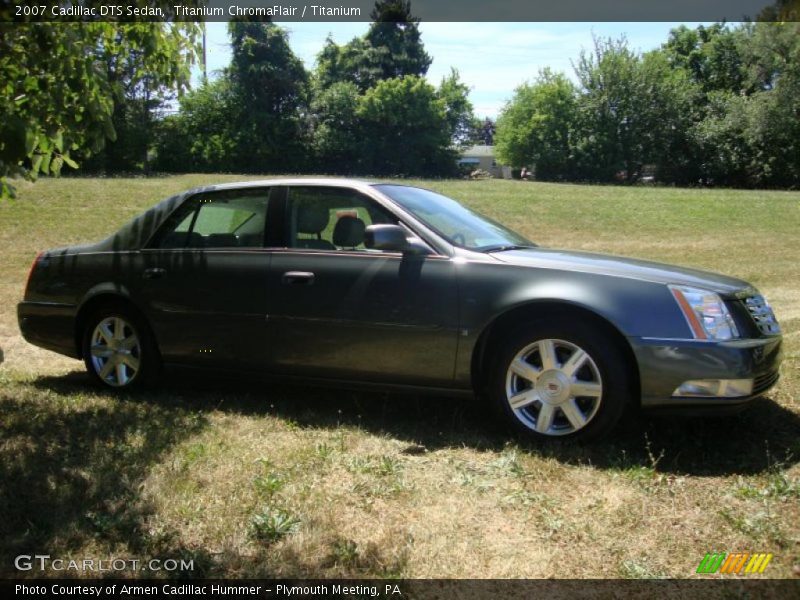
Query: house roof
461,145,495,158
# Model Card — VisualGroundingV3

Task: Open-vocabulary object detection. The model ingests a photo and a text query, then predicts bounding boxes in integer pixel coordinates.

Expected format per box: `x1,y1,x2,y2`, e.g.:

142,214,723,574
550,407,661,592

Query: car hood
490,248,750,295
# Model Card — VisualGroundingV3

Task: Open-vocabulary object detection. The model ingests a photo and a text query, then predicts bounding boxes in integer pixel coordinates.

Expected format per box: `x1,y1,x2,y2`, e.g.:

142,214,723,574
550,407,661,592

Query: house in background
457,145,511,179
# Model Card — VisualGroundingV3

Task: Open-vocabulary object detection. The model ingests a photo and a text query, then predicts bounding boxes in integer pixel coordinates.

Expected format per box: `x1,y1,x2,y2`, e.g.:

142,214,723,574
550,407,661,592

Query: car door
136,187,274,369
266,185,459,386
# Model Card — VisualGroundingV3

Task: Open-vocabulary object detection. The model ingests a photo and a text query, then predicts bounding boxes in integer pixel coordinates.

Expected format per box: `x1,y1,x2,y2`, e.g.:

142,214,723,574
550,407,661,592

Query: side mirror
364,224,430,255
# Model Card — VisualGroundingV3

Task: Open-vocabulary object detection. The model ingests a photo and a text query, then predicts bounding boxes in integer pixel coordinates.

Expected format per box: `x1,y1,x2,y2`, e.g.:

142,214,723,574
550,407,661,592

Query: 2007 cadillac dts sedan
18,179,783,440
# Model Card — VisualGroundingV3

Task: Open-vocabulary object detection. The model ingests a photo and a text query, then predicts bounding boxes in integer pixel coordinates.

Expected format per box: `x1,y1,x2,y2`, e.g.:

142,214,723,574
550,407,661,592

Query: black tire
82,305,160,390
486,316,633,442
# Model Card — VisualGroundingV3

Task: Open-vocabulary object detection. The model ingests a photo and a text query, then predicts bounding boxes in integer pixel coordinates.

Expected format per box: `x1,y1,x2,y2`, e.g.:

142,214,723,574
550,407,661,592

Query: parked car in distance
18,179,783,441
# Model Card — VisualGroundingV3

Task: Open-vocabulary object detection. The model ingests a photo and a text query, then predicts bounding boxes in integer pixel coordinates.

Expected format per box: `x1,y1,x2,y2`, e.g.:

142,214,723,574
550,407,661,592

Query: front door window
286,186,398,252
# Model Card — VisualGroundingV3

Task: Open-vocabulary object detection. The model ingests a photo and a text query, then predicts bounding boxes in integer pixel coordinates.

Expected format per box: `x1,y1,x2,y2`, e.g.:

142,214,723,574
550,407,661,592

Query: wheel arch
470,300,641,403
74,290,155,360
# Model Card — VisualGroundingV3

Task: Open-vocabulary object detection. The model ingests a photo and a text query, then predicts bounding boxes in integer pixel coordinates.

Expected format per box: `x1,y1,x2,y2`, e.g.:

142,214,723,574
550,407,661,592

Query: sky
195,22,704,118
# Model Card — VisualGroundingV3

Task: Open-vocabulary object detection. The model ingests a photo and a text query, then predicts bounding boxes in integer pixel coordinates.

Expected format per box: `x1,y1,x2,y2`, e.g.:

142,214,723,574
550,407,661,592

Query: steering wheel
452,233,466,246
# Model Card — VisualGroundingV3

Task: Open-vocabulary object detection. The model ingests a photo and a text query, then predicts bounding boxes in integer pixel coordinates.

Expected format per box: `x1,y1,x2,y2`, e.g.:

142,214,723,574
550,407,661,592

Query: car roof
195,177,382,194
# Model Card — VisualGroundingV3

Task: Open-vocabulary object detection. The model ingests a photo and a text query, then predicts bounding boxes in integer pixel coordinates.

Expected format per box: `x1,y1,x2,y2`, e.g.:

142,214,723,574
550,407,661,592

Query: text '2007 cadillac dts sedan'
18,179,783,441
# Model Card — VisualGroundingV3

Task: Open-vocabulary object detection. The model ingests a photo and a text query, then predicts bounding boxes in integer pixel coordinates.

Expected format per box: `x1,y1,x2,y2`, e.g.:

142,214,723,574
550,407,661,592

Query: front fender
453,261,690,386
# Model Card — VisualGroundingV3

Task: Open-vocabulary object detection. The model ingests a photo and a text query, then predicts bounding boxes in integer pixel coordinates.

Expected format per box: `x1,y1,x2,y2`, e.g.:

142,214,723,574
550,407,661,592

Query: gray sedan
17,179,783,441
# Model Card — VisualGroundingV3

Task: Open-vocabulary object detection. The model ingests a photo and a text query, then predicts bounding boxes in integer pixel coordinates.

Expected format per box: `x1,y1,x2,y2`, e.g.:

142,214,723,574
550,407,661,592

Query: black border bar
3,0,798,23
3,579,800,599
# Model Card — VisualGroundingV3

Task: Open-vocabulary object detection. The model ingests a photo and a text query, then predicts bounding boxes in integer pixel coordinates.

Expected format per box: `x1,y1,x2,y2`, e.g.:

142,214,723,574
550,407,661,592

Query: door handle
282,271,315,285
143,267,167,280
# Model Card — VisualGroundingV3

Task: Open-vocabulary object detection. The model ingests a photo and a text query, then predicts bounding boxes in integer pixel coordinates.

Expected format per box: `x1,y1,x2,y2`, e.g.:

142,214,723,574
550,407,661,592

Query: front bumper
631,335,782,412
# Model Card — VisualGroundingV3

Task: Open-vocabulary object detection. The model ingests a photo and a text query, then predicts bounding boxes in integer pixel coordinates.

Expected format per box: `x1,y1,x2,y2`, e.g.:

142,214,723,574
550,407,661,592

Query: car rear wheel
82,307,158,389
488,317,632,441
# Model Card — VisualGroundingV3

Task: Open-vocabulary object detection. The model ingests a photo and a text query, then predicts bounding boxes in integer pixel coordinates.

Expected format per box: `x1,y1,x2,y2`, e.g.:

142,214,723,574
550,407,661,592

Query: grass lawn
0,174,798,579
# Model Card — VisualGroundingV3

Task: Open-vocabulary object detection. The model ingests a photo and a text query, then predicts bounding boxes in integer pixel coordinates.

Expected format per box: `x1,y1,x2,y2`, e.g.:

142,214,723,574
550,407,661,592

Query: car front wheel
82,307,158,389
488,317,632,441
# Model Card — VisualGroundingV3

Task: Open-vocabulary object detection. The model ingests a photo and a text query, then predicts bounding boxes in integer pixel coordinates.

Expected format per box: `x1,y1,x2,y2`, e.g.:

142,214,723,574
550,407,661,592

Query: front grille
753,370,780,395
743,295,781,336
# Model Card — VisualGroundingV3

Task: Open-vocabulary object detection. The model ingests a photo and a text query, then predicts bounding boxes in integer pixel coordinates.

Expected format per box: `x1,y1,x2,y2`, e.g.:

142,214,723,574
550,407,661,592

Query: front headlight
669,285,739,341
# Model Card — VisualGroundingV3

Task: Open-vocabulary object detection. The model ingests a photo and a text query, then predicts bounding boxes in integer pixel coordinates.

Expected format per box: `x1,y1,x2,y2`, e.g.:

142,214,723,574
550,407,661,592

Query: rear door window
151,189,270,249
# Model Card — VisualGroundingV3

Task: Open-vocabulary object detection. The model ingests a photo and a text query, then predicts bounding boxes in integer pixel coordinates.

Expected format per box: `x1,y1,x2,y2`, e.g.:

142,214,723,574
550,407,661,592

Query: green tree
315,35,374,91
695,22,800,187
84,24,199,173
638,50,700,184
309,3,455,177
572,36,696,183
154,78,239,172
314,0,431,93
746,21,800,186
495,69,578,180
311,69,467,177
436,69,475,147
694,91,755,187
310,81,363,173
356,75,456,176
663,24,748,95
0,22,199,198
363,0,432,84
227,21,309,172
572,37,643,181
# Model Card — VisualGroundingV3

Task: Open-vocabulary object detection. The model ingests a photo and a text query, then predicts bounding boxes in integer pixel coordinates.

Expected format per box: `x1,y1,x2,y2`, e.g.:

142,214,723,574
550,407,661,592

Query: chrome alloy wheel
89,316,141,387
504,338,603,436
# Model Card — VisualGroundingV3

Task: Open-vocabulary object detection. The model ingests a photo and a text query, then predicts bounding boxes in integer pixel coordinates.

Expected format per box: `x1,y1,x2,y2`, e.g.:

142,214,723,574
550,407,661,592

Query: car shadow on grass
0,375,216,578
29,368,800,480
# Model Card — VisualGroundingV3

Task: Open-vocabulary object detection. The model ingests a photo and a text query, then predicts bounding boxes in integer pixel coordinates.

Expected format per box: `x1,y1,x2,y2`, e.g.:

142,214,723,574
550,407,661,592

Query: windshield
374,185,534,252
